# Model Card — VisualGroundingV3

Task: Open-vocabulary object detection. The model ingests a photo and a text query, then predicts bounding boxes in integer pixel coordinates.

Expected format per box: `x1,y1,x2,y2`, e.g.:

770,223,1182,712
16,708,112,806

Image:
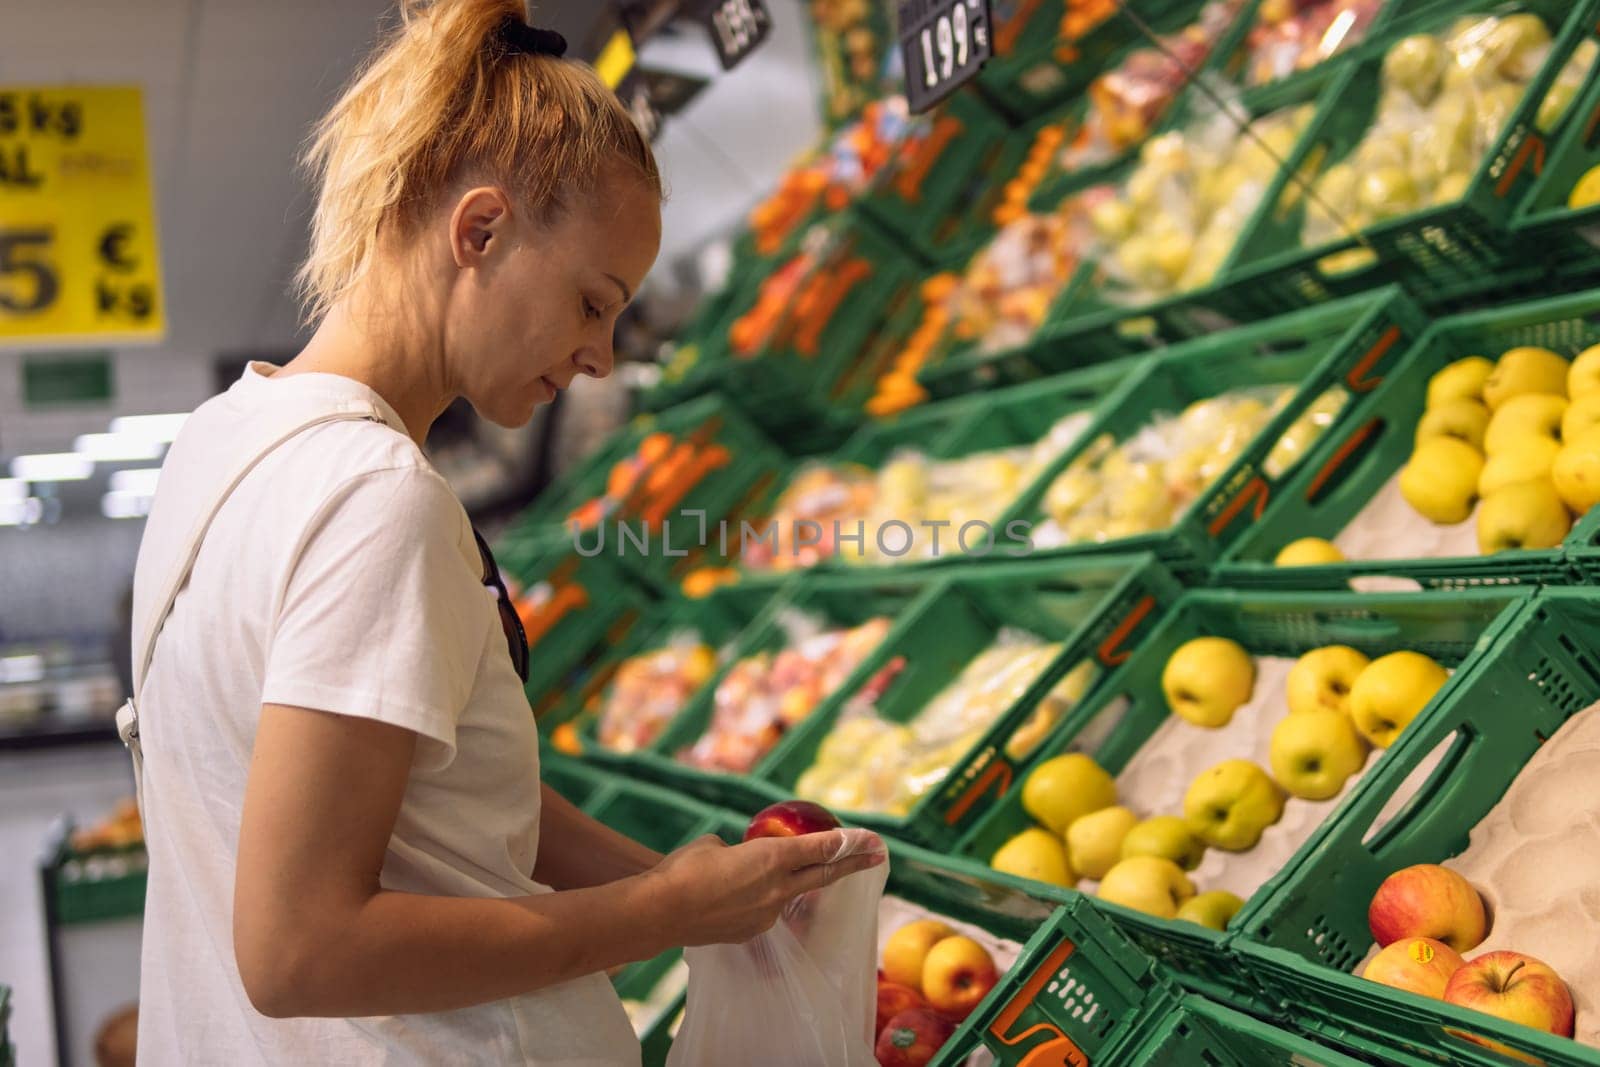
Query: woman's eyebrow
602,272,631,304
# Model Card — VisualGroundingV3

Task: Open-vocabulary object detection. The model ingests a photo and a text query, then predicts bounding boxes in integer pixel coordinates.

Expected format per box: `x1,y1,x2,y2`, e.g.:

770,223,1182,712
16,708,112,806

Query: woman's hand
645,831,886,947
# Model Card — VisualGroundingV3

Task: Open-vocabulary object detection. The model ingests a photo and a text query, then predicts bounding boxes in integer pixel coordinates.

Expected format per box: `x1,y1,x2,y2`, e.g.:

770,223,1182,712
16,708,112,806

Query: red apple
921,936,998,1021
1368,864,1487,952
1361,937,1464,999
875,981,927,1038
1444,952,1575,1038
744,799,842,841
874,1007,955,1067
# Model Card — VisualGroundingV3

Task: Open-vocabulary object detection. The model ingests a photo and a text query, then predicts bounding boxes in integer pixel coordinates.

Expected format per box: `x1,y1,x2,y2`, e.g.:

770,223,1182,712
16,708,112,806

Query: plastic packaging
596,635,720,754
1243,0,1383,87
677,616,898,774
1034,385,1299,547
667,830,890,1067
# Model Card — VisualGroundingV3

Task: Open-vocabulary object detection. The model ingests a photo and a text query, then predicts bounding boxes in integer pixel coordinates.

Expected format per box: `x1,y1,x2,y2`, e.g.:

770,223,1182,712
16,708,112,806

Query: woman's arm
234,703,882,1020
535,785,663,890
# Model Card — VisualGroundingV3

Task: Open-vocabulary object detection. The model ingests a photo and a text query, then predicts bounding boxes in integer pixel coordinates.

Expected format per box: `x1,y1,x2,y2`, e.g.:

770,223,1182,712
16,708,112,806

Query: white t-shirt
133,364,641,1065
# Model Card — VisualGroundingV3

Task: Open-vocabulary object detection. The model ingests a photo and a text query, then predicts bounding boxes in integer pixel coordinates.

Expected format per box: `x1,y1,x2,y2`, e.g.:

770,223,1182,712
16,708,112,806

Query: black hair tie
496,17,568,58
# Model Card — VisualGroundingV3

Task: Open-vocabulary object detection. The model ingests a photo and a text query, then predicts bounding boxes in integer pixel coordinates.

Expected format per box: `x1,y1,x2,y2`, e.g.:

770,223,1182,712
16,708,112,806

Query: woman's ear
449,187,512,267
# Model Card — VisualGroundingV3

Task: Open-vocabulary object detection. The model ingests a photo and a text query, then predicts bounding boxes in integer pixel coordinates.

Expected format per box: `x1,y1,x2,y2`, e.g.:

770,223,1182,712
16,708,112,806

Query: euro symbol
99,224,136,272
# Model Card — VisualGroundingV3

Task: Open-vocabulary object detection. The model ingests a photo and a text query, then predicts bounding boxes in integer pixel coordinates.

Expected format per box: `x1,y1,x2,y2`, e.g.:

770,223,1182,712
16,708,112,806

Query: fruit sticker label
0,86,164,344
1410,940,1436,964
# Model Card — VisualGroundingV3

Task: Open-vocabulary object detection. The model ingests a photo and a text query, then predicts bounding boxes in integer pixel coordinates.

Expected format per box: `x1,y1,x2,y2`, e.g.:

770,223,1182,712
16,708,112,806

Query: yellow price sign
0,86,164,345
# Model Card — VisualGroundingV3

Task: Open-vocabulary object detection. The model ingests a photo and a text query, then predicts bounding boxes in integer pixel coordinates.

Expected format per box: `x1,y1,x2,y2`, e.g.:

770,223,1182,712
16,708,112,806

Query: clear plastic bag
667,830,890,1067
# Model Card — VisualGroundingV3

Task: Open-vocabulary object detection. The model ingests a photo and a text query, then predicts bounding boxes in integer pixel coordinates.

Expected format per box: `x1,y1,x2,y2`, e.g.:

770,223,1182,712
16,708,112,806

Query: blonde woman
128,2,884,1062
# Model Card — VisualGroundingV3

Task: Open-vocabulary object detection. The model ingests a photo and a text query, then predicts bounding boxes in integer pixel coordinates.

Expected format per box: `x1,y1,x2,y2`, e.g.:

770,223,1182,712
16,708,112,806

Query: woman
129,2,884,1062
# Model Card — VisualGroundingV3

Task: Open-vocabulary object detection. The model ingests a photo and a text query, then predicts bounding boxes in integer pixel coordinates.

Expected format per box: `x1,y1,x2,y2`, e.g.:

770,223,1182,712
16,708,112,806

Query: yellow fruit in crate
1089,198,1136,241
1098,856,1195,919
1415,399,1490,452
990,827,1076,887
1567,345,1600,399
1563,393,1600,444
1066,806,1138,881
1183,759,1286,851
1552,428,1600,515
1359,167,1420,216
1399,438,1484,524
1383,34,1448,103
816,717,891,768
1162,637,1256,728
1021,753,1117,835
1121,816,1206,871
1426,356,1494,408
819,770,870,813
1275,538,1345,566
1177,890,1246,932
1483,394,1566,454
1431,173,1473,207
1483,347,1570,410
1349,652,1448,749
1270,709,1369,801
1477,481,1573,555
1478,436,1561,497
1571,164,1600,210
1286,645,1371,719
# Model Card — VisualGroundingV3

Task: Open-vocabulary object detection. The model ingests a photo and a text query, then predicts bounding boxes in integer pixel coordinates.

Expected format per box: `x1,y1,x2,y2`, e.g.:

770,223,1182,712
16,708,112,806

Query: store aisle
0,743,137,1066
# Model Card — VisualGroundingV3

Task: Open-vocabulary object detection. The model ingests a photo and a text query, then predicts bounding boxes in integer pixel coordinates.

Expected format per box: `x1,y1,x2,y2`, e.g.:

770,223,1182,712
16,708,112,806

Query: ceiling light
0,478,25,502
101,490,154,519
9,453,93,482
74,432,164,462
108,468,161,495
108,413,189,443
0,497,45,526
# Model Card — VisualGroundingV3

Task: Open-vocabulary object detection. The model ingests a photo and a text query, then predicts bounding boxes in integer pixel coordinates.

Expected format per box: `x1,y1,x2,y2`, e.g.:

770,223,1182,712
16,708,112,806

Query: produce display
70,797,143,851
876,917,999,1064
1241,0,1383,87
677,615,898,774
595,637,719,754
809,0,891,124
743,410,1094,572
795,638,1097,817
1400,343,1600,554
1090,101,1315,302
1302,16,1599,252
565,431,732,532
988,636,1451,924
1033,384,1346,548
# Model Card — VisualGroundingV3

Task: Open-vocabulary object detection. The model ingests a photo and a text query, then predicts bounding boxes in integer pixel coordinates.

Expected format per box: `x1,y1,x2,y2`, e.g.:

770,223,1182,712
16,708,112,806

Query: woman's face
444,168,661,427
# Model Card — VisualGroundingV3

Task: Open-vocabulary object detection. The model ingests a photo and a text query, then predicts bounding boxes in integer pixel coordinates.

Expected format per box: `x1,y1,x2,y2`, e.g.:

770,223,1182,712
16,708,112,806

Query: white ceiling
0,0,819,457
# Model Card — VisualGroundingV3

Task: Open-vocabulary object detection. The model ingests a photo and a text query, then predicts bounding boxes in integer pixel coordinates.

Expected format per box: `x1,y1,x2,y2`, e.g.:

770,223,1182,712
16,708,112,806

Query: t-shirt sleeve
261,465,491,770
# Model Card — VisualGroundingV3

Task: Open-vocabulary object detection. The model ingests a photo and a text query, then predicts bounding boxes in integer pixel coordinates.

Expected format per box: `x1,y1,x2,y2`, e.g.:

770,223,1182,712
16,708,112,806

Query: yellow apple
1176,890,1245,931
1382,34,1447,103
989,827,1076,888
1477,480,1573,554
1286,645,1370,718
1363,937,1465,999
1399,437,1484,524
1183,759,1286,851
1552,427,1600,516
1572,164,1600,210
1426,356,1493,408
1567,344,1600,399
1349,651,1448,748
1274,537,1345,566
1483,394,1566,454
1270,708,1369,800
1097,856,1195,919
1415,399,1490,451
1020,753,1117,835
1121,815,1205,871
1483,347,1570,410
1477,436,1561,497
1561,392,1600,443
922,936,999,1021
883,918,957,989
1162,637,1256,728
1065,806,1138,881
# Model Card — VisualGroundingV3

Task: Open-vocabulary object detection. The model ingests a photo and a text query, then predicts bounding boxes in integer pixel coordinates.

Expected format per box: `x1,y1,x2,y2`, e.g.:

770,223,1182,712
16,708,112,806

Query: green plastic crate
953,585,1530,1010
1219,288,1600,591
42,831,148,926
993,289,1428,575
1514,24,1600,287
763,555,1182,850
539,750,619,810
1127,993,1436,1066
1230,589,1600,1067
586,570,948,811
1220,0,1600,314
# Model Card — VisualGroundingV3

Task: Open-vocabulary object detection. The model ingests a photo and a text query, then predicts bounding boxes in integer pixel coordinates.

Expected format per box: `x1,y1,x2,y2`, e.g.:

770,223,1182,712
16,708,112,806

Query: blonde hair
296,0,661,324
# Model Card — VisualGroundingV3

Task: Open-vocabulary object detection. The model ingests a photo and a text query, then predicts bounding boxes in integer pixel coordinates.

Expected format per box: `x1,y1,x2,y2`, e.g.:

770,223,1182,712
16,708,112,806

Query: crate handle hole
1360,728,1470,852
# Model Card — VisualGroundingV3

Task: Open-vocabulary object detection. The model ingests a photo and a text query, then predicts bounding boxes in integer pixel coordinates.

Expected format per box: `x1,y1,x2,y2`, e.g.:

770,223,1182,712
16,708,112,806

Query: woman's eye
583,299,602,321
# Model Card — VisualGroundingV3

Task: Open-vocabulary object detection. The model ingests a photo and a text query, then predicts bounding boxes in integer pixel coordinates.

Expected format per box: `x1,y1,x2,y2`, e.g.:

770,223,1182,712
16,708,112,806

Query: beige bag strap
117,406,384,820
